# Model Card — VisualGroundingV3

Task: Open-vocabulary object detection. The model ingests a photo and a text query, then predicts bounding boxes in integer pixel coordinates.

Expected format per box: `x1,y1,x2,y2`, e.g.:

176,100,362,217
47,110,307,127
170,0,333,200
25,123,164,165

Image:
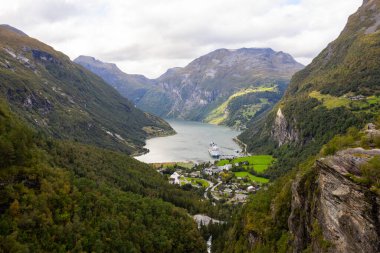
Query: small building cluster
162,157,267,204
348,95,366,101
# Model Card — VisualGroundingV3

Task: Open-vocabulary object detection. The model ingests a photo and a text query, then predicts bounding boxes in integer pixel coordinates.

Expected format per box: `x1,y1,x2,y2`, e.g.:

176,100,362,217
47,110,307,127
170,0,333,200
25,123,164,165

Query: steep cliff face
289,148,380,253
271,108,299,146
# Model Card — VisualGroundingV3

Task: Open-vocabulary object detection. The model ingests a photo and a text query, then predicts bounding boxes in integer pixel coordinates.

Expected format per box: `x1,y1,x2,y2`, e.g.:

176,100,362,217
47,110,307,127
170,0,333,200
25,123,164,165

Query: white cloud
0,0,362,78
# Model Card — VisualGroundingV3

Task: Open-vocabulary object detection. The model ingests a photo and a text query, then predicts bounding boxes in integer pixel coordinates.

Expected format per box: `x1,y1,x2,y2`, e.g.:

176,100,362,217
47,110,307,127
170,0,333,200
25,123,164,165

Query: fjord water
135,119,241,163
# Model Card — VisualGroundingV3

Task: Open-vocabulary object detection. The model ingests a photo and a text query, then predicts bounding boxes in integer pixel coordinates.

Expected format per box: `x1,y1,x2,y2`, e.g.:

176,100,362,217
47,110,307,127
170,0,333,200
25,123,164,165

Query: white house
169,172,180,185
247,186,256,192
218,164,232,171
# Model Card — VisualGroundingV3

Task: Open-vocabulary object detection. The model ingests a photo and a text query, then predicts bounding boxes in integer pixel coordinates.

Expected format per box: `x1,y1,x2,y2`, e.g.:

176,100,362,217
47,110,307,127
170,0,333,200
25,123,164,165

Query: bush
360,156,380,188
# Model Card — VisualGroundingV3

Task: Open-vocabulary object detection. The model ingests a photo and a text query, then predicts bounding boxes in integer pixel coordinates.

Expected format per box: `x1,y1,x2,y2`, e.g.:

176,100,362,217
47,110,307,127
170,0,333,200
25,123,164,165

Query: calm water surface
135,119,241,163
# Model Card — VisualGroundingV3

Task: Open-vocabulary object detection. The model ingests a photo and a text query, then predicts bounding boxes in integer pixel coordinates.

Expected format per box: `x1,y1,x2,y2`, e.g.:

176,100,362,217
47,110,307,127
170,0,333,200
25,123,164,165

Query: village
154,154,274,204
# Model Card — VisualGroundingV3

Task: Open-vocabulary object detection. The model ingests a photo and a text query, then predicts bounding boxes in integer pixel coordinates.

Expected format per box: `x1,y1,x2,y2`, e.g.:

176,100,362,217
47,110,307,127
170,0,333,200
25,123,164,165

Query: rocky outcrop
271,108,299,146
289,148,380,253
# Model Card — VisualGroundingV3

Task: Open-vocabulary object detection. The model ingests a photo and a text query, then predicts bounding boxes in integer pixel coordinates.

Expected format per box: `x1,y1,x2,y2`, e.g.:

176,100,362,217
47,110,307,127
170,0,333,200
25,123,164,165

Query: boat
208,142,221,158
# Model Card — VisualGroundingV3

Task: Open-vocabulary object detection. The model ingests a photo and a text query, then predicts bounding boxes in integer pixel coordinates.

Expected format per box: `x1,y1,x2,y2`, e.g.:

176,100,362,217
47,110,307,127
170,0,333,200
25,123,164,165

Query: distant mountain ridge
74,55,156,105
75,48,303,128
0,25,174,155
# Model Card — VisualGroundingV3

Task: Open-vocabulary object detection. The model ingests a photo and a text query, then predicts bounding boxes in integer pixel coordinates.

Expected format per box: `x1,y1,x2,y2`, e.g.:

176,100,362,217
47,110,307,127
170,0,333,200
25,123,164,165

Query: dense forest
0,100,210,252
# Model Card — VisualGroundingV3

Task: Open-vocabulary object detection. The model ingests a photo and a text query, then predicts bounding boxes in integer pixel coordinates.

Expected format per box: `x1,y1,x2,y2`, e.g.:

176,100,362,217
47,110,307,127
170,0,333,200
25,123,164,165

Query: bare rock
289,149,380,253
271,108,299,146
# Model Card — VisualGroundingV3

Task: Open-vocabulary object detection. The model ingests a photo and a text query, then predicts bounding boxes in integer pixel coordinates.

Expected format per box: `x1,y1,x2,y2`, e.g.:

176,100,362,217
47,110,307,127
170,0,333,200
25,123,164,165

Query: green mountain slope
0,25,174,155
0,99,207,252
239,0,380,175
211,1,380,252
76,48,303,128
205,85,285,129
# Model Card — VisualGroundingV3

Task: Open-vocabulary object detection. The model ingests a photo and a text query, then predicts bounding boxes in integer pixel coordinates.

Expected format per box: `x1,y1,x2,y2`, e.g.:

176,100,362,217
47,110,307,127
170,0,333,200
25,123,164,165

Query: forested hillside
213,1,380,252
0,99,208,252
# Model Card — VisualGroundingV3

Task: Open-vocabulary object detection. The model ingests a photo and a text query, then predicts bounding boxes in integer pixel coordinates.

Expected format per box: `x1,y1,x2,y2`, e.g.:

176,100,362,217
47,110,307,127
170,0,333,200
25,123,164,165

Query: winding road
209,180,222,200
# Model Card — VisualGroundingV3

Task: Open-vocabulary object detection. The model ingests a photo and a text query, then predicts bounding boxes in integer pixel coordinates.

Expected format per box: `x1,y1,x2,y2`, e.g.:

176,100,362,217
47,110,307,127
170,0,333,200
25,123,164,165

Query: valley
75,48,302,129
1,1,380,253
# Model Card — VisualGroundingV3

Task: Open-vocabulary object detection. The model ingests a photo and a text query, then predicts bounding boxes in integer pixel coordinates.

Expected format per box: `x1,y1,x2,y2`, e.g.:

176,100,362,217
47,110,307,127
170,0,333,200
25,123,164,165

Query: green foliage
0,168,206,253
360,156,380,189
205,86,284,129
321,127,362,156
239,2,380,180
212,171,296,253
0,101,207,252
0,101,38,169
233,172,269,183
45,141,213,214
217,155,274,168
310,220,332,251
216,4,380,252
241,96,367,179
184,177,210,188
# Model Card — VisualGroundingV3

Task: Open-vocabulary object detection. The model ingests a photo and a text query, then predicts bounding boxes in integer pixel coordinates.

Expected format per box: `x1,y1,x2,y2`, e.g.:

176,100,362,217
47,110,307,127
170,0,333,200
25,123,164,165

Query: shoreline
135,119,242,162
134,128,178,157
233,137,249,155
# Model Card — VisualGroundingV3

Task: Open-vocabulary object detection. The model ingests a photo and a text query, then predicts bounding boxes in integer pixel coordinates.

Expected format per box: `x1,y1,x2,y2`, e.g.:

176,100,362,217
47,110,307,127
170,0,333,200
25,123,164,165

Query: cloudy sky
1,0,362,78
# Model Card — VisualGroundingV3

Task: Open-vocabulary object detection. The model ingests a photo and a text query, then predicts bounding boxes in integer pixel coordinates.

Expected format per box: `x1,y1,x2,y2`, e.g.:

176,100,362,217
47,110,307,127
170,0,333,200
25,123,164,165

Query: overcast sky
1,0,362,78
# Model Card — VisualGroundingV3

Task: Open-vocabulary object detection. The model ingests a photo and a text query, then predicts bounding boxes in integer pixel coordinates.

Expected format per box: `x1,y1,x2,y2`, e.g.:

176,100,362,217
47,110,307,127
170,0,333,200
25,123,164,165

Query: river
135,119,241,163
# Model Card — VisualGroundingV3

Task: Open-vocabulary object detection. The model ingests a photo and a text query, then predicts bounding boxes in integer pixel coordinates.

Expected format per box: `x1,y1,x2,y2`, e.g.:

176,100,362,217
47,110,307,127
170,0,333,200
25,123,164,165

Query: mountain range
75,48,303,129
0,24,174,155
1,0,380,252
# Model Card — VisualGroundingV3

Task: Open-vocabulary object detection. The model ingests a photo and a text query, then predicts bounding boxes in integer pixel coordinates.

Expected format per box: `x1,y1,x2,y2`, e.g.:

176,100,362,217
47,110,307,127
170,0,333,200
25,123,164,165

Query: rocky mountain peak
75,55,119,72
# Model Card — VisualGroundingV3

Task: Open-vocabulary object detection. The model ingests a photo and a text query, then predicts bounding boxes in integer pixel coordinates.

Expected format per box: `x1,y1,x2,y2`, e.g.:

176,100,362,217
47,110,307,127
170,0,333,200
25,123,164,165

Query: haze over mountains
75,48,303,129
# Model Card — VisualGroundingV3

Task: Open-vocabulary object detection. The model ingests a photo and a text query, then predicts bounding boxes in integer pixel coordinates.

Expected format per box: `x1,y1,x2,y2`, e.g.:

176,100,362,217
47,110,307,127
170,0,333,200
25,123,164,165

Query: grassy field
234,172,269,183
309,91,380,110
217,155,274,168
217,155,273,183
309,91,350,109
367,96,380,105
253,164,270,173
184,177,210,188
